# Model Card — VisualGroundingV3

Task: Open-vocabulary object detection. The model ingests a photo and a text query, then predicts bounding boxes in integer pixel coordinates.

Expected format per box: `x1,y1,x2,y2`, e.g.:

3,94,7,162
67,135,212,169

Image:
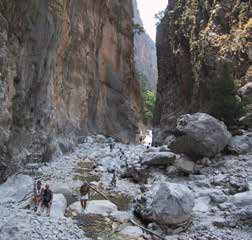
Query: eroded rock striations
132,0,158,91
0,0,141,181
154,0,251,143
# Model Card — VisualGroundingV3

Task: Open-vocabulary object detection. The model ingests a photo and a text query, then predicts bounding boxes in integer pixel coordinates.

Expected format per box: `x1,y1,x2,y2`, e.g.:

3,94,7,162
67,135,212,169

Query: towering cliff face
154,0,251,143
0,0,141,180
132,0,158,91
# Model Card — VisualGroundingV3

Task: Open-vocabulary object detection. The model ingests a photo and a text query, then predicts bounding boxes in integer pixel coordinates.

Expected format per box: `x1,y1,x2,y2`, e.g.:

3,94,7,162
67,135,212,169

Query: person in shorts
80,181,90,214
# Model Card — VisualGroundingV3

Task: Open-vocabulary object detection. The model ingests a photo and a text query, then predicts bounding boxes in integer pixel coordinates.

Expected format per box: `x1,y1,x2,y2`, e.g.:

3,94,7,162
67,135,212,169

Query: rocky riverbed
1,123,252,239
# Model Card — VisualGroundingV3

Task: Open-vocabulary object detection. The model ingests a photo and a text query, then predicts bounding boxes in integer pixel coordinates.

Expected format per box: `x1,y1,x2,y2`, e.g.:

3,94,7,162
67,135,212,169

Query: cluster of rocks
125,113,233,181
0,206,89,240
128,113,252,238
0,114,252,239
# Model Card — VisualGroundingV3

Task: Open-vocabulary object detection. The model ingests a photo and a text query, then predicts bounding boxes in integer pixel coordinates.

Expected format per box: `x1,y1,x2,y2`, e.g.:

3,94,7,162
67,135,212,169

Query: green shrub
132,23,145,35
209,64,244,126
135,69,149,90
141,90,156,125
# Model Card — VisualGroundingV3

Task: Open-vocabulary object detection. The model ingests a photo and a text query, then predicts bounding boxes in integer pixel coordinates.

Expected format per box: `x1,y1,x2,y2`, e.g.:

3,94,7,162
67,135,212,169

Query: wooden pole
87,183,118,206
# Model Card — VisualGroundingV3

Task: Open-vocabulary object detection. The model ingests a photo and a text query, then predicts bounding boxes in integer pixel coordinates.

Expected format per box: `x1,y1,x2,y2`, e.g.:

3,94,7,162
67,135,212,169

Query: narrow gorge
0,1,252,240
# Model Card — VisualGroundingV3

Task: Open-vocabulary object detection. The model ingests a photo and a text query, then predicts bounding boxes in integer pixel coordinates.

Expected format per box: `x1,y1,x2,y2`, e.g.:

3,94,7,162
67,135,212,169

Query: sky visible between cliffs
137,0,168,41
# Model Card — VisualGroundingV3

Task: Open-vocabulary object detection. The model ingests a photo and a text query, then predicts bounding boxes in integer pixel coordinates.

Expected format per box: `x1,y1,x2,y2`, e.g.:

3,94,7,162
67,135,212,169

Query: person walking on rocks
109,143,115,152
119,148,125,160
40,183,53,216
80,181,90,214
33,180,43,212
110,170,117,187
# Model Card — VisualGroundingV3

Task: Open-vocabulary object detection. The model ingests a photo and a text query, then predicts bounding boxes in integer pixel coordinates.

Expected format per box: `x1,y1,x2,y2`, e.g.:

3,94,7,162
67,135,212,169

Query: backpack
43,189,52,202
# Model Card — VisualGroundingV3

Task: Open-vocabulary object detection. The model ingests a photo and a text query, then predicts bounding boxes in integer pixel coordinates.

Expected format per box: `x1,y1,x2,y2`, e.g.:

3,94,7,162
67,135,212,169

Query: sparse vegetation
244,18,252,31
135,69,156,125
141,90,156,125
135,69,149,90
209,64,244,126
154,10,165,25
132,23,145,35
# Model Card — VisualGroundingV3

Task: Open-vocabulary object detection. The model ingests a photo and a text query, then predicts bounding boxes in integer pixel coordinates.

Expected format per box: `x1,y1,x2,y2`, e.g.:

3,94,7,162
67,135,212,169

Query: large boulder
169,113,232,158
0,174,34,205
228,133,252,154
231,191,252,207
50,194,67,218
137,182,194,226
141,152,176,166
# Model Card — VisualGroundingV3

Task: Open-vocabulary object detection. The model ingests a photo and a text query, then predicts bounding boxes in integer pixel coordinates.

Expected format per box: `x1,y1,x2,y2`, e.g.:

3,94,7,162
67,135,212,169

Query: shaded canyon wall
0,0,141,180
154,0,251,143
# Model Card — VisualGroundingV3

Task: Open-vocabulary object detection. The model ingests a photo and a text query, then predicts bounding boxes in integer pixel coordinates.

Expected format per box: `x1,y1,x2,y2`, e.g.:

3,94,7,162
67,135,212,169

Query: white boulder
231,191,252,207
0,174,34,205
69,200,118,216
50,194,67,218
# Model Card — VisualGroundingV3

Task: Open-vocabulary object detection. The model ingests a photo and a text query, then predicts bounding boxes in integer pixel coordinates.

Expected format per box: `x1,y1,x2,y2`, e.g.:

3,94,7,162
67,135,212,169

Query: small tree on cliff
209,64,244,126
132,23,145,35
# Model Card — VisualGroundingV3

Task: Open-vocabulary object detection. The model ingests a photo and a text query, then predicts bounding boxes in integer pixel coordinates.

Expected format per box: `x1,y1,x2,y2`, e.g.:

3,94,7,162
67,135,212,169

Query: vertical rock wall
132,0,158,92
154,0,251,143
0,0,141,181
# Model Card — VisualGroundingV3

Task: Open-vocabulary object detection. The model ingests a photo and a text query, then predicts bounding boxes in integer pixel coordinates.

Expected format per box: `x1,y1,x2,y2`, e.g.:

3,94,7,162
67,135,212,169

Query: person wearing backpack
40,183,53,216
33,180,44,212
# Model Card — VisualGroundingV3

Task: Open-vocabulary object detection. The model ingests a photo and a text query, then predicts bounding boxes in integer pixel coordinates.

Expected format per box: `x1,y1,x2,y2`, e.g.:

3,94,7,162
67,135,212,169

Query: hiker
109,143,115,152
80,181,90,213
111,170,117,187
40,183,53,216
119,148,125,160
33,180,43,212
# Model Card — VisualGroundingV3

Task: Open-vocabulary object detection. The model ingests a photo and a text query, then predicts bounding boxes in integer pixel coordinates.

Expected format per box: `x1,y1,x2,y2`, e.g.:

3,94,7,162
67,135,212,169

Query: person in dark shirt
40,183,53,216
80,181,90,214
